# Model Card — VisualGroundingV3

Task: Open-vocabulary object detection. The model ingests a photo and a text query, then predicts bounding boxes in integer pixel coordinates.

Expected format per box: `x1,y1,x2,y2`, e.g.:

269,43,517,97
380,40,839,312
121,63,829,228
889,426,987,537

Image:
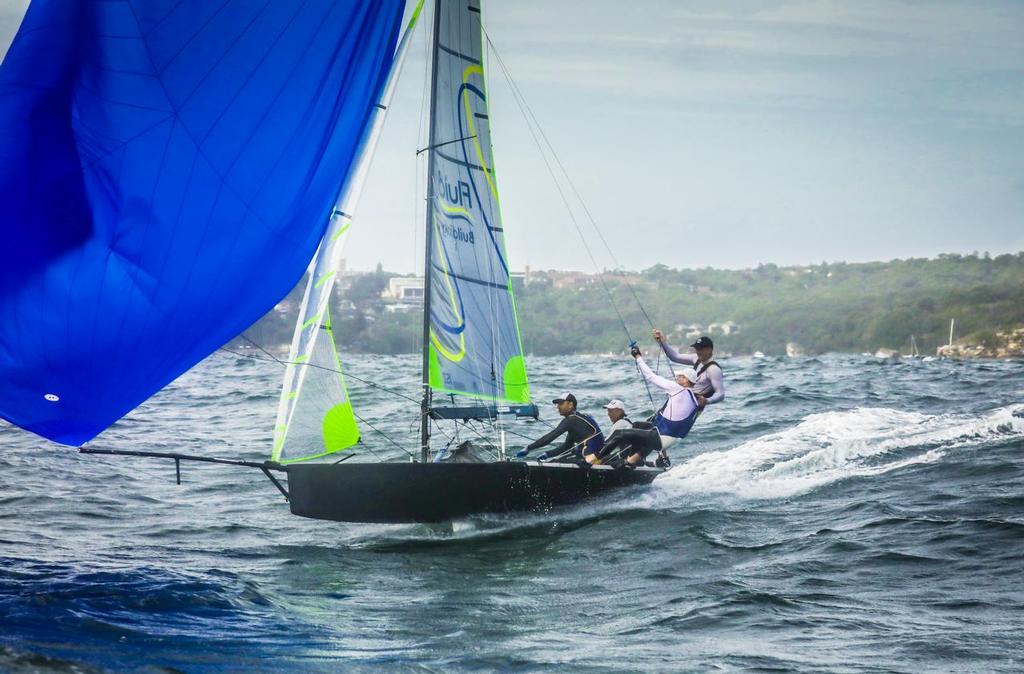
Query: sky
2,0,1022,272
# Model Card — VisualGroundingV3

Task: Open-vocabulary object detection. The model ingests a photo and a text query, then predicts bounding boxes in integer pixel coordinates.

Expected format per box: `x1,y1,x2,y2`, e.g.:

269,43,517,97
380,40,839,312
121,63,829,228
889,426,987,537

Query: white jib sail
271,0,425,463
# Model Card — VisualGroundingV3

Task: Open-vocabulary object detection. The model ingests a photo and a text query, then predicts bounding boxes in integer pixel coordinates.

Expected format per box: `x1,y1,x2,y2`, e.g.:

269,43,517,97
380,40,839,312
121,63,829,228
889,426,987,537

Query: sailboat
0,0,663,523
281,0,664,523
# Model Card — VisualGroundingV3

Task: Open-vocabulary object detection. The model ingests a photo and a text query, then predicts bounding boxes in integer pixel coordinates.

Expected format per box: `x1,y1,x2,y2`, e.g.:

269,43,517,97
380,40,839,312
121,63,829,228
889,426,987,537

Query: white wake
653,404,1024,502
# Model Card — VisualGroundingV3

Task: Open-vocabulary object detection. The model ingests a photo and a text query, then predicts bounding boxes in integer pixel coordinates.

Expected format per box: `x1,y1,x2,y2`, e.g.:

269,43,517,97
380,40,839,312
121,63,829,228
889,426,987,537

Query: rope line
230,336,421,404
479,28,663,406
220,337,417,459
480,27,660,334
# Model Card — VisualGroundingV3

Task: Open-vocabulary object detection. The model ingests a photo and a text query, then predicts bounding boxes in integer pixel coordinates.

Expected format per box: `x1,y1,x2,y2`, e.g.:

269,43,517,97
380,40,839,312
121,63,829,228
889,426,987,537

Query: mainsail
423,0,530,405
272,1,425,464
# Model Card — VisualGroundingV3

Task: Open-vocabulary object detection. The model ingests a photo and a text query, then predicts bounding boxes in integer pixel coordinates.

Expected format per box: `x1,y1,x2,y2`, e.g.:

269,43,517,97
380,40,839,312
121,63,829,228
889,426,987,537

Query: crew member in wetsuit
652,330,725,409
596,347,701,467
516,393,605,464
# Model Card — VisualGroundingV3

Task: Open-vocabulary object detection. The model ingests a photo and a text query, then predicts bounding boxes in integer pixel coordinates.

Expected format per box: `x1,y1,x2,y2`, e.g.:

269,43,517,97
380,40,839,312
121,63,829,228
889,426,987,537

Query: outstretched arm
526,417,569,451
636,357,684,394
661,341,696,365
652,329,696,365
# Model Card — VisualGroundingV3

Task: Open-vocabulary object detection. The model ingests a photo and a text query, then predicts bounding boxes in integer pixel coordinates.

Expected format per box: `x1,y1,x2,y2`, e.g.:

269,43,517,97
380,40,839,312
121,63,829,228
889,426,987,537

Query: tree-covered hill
242,252,1024,357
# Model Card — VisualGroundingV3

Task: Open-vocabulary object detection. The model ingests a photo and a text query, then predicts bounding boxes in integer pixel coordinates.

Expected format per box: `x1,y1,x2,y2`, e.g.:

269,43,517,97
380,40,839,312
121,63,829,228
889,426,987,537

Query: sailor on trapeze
594,329,726,468
651,330,725,409
595,346,702,467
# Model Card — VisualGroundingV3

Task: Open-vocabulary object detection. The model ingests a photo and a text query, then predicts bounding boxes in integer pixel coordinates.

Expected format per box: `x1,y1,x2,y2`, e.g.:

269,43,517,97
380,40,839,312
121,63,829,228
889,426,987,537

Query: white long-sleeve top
659,341,725,405
636,357,700,422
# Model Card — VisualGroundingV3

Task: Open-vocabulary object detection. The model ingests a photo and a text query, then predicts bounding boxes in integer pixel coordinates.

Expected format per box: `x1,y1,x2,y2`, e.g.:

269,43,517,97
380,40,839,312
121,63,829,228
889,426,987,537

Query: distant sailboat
933,317,956,360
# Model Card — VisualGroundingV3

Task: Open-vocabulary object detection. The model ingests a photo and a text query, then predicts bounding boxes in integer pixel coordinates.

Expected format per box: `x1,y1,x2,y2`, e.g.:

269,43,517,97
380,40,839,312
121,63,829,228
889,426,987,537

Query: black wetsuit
526,412,604,462
597,422,662,464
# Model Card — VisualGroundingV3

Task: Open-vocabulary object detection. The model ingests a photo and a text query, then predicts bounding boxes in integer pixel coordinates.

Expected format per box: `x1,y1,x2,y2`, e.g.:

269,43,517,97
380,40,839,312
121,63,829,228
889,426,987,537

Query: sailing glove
630,345,642,358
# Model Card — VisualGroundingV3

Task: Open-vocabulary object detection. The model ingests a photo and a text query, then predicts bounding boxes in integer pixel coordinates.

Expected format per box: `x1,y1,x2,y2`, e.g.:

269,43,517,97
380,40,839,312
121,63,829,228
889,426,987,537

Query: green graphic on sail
426,0,529,404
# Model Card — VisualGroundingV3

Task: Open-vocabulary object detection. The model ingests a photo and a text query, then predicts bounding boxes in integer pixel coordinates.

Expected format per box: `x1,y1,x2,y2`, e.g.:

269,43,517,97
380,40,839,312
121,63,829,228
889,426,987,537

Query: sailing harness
693,359,721,400
652,388,701,438
577,412,605,456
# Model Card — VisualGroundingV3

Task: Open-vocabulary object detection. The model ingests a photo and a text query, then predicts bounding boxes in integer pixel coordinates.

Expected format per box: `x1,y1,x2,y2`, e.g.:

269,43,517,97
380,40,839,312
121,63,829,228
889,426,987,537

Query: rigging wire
463,424,503,462
221,337,417,459
480,35,631,340
352,411,414,461
479,28,660,335
478,27,662,405
228,336,420,405
477,5,509,447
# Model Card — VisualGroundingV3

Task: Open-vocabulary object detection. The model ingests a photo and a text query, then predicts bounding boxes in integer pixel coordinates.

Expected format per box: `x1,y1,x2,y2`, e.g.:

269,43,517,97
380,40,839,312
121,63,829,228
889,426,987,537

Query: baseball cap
679,368,699,383
690,336,714,349
603,399,626,411
552,392,577,405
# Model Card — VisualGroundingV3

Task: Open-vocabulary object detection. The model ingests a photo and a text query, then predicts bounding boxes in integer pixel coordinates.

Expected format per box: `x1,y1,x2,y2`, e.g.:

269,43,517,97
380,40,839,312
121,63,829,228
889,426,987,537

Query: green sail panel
426,0,530,404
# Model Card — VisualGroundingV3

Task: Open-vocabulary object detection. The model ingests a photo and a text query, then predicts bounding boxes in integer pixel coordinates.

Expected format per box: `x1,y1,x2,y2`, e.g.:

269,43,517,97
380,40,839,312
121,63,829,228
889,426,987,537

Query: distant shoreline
224,344,1022,361
238,252,1024,360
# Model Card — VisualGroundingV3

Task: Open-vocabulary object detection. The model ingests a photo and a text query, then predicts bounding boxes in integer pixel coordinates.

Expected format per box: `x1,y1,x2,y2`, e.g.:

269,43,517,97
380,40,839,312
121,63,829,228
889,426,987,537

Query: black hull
285,461,663,523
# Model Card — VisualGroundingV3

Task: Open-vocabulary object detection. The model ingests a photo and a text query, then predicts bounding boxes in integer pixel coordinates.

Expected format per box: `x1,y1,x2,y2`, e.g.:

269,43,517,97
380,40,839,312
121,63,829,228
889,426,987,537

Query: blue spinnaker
0,0,405,446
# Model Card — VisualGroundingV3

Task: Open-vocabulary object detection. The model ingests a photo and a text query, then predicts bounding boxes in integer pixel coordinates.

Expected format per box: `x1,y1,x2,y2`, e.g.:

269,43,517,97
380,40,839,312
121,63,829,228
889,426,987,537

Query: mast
420,0,443,462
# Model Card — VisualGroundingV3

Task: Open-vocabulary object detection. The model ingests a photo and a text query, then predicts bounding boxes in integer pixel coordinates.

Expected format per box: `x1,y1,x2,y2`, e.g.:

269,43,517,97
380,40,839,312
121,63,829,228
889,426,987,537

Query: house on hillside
706,321,740,336
675,324,703,340
548,270,592,290
380,276,424,313
382,277,424,302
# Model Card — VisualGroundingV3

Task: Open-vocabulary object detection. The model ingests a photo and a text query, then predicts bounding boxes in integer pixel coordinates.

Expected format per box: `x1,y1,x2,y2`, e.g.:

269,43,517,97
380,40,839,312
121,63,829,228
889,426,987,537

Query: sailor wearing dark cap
650,330,725,408
515,392,605,464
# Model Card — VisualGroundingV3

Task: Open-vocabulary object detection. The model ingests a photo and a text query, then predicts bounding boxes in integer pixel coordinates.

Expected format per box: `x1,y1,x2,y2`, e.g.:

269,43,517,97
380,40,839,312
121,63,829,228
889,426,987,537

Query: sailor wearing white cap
603,399,633,435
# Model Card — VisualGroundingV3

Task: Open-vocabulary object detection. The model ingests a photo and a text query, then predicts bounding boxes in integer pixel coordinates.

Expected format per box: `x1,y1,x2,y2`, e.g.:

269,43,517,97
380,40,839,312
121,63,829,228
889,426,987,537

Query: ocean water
1,353,1023,672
